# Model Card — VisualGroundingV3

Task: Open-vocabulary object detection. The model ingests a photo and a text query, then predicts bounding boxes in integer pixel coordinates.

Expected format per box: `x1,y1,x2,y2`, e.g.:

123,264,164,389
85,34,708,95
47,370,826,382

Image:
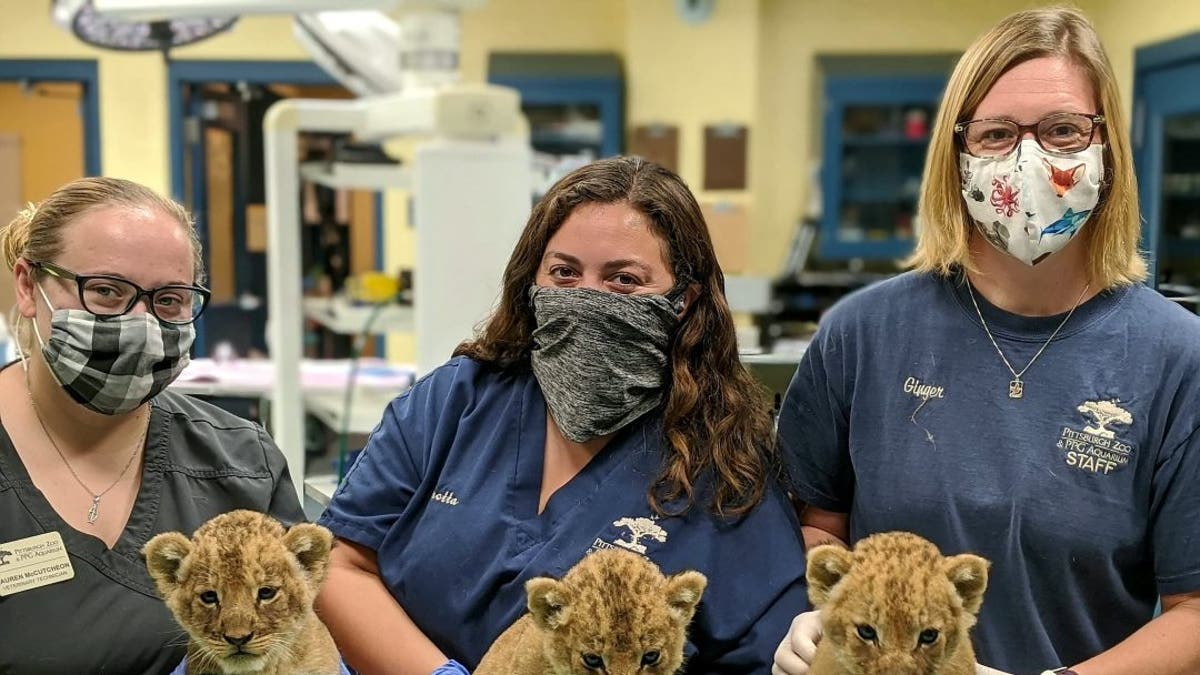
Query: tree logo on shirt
612,517,668,555
1077,400,1132,439
1057,399,1136,475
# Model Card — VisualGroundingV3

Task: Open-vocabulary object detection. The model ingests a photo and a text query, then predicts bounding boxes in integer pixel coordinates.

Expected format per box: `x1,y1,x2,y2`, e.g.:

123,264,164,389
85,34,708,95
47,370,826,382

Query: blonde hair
1,177,204,352
909,6,1147,288
1,177,204,283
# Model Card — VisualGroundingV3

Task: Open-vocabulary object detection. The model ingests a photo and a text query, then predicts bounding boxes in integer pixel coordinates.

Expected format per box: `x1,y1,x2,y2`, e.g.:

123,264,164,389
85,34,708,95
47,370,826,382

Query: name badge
0,532,75,596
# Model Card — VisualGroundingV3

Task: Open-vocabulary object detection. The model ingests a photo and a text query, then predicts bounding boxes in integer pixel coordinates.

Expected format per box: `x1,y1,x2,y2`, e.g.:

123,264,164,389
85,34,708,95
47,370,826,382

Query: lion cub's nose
223,633,254,647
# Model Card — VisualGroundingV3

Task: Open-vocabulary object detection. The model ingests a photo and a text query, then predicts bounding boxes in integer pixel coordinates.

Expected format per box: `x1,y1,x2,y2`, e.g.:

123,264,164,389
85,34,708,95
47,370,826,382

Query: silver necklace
966,280,1089,400
27,389,148,525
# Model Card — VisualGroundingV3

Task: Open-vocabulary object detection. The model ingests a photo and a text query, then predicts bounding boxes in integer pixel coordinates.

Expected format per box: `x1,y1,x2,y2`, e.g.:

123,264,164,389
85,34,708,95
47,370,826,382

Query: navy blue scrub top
320,357,808,673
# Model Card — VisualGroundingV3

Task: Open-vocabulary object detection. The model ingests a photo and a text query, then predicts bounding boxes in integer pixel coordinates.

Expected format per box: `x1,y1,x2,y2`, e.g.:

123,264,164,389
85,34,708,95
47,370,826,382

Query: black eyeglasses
954,112,1105,157
32,261,211,325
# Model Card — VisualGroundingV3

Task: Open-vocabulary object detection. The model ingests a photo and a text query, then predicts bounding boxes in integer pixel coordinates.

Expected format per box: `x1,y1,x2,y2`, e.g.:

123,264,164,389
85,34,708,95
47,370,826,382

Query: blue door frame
0,59,101,177
167,60,385,356
167,60,337,206
1133,32,1200,286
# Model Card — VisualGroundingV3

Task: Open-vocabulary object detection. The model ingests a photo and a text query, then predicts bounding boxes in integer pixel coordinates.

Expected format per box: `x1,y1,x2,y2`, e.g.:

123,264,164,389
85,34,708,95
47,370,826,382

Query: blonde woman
775,8,1200,675
0,177,303,673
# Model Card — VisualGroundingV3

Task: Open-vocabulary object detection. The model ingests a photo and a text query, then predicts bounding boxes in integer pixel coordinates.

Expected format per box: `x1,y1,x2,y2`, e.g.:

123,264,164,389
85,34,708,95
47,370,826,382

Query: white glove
771,610,1016,675
772,610,822,675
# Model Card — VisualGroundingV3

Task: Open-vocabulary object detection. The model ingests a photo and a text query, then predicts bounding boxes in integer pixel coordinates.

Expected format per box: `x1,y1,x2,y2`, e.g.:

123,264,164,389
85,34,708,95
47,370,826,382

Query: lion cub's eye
257,587,277,601
198,590,219,605
641,650,661,666
856,625,877,643
581,653,604,670
918,628,939,645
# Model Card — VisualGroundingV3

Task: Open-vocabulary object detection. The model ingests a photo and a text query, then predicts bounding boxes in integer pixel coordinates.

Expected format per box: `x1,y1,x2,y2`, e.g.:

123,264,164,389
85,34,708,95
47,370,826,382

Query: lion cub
806,532,989,675
475,548,707,675
142,510,341,675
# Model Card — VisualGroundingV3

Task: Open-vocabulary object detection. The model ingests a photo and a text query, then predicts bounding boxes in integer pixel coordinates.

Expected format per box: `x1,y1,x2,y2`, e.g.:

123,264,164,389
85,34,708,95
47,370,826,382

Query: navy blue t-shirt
320,356,807,673
779,272,1200,673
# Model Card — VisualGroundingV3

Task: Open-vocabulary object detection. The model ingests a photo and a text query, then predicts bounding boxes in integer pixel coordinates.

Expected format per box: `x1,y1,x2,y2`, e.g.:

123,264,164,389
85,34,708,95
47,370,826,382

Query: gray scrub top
0,388,305,674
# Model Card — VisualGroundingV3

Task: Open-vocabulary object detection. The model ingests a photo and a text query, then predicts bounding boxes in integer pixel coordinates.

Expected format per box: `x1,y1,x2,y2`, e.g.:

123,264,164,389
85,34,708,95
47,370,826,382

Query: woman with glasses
0,177,304,674
775,7,1200,675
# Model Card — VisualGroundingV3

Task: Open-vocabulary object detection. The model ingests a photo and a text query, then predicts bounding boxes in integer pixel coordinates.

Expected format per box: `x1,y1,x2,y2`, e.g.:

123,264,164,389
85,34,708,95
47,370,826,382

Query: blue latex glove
432,660,471,675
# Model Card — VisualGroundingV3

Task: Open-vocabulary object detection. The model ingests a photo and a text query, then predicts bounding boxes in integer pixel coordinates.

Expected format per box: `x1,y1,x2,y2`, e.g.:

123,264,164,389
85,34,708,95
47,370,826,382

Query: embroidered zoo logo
1057,399,1136,475
0,550,11,567
612,517,667,554
589,517,668,556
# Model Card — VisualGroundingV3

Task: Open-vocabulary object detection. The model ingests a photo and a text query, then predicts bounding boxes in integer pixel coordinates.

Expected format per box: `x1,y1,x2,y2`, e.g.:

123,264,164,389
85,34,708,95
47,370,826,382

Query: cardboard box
0,134,21,315
701,201,749,275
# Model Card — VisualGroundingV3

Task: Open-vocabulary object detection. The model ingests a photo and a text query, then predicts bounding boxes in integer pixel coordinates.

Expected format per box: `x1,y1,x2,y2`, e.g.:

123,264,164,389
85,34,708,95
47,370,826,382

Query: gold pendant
1008,379,1024,399
87,496,100,524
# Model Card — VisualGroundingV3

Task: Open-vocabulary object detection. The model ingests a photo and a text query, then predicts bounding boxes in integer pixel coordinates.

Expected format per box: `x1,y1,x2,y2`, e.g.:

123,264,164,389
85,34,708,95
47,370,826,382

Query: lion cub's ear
527,577,573,631
942,554,990,615
283,523,334,587
664,571,707,624
806,545,854,608
142,532,193,598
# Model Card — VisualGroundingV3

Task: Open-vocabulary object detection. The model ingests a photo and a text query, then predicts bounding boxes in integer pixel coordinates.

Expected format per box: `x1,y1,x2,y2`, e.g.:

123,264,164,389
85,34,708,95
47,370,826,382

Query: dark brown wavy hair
455,156,776,518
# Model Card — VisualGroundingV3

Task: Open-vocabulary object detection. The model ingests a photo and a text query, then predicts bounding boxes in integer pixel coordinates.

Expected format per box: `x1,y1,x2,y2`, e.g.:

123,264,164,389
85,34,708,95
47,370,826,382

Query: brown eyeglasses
955,112,1105,157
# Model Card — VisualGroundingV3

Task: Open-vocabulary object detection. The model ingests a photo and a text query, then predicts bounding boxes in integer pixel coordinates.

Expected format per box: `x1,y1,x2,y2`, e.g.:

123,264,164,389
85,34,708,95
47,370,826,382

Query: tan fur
142,510,340,675
475,549,707,675
806,532,990,675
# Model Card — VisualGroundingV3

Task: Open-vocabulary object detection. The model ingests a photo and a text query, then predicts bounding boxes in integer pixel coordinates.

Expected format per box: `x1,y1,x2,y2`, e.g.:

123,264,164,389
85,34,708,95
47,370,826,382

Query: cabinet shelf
1162,237,1200,256
302,297,414,335
843,134,930,147
843,186,919,204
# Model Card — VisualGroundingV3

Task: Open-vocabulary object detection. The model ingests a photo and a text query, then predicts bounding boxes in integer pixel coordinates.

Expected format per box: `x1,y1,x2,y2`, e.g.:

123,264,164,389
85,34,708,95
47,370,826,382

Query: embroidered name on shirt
430,490,460,506
903,376,946,400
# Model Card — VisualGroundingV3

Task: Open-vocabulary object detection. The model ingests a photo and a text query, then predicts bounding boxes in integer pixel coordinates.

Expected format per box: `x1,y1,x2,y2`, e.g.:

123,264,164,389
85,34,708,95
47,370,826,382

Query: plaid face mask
26,284,194,415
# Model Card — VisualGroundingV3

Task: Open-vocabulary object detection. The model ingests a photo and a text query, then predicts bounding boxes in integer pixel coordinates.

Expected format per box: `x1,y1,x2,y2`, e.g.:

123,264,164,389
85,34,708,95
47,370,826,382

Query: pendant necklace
966,280,1089,400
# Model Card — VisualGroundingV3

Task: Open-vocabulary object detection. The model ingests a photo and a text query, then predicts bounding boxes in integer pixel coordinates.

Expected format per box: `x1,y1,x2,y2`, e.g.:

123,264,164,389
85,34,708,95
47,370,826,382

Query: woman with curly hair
317,156,807,675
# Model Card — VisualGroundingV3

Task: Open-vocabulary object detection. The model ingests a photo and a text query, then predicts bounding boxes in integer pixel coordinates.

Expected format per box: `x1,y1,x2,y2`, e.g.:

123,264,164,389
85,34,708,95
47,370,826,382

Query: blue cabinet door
488,54,624,162
1134,57,1200,286
820,74,947,260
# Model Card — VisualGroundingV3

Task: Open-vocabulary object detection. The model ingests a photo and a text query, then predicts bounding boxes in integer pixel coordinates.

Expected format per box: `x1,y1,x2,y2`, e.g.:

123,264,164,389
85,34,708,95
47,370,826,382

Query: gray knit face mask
529,285,682,443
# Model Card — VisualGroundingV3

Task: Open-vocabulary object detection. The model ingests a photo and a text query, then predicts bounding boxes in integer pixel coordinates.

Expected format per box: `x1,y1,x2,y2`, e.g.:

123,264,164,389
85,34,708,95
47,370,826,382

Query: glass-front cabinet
819,66,949,261
1134,36,1200,314
1153,114,1200,297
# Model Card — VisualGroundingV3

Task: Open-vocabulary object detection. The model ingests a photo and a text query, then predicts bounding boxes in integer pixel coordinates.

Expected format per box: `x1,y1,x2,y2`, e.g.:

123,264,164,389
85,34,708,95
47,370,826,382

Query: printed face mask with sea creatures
960,139,1103,265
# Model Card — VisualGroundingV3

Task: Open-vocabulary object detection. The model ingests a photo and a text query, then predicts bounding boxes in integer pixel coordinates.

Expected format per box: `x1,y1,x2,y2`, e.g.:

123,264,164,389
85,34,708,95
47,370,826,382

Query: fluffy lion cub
475,548,707,675
806,532,990,675
142,510,341,675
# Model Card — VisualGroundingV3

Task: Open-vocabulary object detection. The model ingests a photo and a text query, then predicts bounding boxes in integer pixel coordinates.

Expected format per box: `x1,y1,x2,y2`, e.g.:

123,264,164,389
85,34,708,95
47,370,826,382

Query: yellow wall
460,0,626,82
1087,0,1200,116
752,0,1200,275
7,0,1200,316
0,3,310,194
753,0,1044,274
625,0,759,205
